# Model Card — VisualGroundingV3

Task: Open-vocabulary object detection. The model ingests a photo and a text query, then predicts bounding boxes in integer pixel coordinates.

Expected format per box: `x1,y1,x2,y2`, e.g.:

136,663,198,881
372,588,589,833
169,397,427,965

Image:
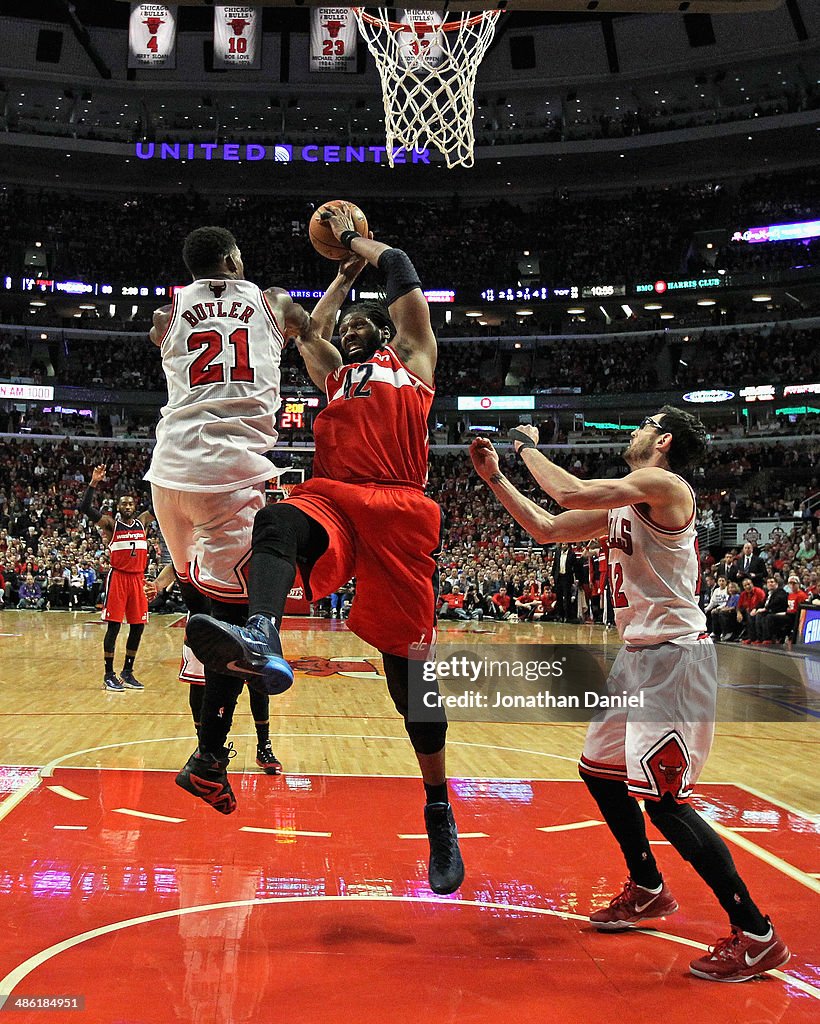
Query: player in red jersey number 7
470,411,790,982
186,204,464,895
79,464,154,692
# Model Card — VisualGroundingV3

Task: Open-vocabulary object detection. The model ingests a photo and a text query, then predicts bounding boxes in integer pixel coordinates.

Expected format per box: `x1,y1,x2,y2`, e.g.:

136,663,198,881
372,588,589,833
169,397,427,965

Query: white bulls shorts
579,636,718,802
151,482,265,604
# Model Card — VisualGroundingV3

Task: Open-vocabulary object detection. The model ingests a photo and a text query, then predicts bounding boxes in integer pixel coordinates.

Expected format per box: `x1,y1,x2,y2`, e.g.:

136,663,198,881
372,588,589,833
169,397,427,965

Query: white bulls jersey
606,476,706,646
145,278,285,493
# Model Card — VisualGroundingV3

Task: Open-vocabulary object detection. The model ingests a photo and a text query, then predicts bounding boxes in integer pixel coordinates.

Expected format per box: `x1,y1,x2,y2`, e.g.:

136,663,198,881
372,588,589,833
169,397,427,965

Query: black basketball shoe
186,613,294,695
120,670,144,690
424,802,465,895
256,741,283,776
175,744,237,814
103,672,125,692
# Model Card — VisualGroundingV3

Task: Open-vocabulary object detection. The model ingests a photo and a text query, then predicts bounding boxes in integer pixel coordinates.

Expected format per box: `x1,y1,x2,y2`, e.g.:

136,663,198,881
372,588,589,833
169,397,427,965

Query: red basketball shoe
590,877,679,931
689,921,790,982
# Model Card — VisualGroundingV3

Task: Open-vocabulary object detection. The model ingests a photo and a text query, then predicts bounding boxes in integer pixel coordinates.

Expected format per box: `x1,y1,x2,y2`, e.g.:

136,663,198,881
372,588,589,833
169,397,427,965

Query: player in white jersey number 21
145,226,313,802
470,407,789,983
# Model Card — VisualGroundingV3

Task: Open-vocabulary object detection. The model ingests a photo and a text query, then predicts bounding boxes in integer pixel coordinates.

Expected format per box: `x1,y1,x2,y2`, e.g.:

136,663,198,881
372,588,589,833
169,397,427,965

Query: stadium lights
567,307,584,314
465,311,483,317
79,303,95,310
752,294,772,302
697,299,716,306
515,309,534,316
644,302,663,310
660,312,675,319
29,300,46,307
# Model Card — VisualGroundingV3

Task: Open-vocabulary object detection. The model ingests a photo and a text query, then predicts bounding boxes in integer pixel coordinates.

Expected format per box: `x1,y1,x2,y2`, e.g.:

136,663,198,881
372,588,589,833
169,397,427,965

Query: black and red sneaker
256,741,283,775
175,744,237,814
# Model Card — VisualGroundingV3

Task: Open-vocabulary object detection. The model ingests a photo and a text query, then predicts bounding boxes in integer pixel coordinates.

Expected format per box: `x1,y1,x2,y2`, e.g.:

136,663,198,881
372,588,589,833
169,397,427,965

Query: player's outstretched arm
511,424,691,523
470,438,607,544
263,289,311,342
319,203,436,385
79,464,115,542
295,253,366,390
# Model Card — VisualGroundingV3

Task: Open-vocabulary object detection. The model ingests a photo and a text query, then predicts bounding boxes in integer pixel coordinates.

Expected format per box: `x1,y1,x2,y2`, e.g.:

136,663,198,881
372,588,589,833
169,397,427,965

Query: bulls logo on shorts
639,732,691,800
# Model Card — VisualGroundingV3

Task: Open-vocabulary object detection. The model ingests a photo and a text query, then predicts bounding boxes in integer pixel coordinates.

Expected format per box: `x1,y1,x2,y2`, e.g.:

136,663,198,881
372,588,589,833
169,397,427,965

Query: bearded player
183,204,464,896
470,409,789,982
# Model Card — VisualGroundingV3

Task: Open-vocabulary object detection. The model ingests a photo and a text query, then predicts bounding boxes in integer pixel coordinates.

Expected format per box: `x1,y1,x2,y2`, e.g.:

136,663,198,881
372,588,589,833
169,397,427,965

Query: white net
352,8,500,169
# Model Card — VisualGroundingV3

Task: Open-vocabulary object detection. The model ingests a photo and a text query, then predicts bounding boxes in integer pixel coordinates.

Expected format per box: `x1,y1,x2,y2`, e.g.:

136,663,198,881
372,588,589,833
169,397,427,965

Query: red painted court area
0,771,817,1023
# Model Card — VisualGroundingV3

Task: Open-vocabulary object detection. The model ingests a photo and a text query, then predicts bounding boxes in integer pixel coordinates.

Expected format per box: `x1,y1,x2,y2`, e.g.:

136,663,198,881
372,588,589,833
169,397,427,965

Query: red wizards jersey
109,519,149,574
313,345,434,487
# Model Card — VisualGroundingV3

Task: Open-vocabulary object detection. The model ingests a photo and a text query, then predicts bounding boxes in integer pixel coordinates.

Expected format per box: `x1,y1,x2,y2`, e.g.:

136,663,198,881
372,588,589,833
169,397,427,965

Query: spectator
743,577,788,645
704,575,730,635
17,573,45,610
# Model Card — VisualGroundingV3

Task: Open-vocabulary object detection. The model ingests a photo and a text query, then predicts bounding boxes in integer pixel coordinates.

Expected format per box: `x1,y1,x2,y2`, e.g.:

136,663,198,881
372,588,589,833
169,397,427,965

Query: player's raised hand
319,201,356,240
91,464,107,486
510,423,539,453
470,436,501,482
337,248,369,283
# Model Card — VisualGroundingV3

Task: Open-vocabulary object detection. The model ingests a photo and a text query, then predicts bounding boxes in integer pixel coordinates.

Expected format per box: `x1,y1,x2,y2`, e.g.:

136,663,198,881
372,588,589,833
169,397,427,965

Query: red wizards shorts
101,569,149,624
285,478,442,658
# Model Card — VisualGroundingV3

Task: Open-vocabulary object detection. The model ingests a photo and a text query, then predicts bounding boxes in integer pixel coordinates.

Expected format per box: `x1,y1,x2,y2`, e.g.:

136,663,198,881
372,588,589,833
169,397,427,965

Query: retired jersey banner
399,9,445,69
128,4,177,68
310,7,358,73
213,6,260,69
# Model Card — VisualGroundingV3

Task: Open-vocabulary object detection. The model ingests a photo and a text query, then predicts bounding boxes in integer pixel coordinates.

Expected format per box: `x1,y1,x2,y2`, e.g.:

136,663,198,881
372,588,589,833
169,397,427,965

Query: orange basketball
309,200,369,260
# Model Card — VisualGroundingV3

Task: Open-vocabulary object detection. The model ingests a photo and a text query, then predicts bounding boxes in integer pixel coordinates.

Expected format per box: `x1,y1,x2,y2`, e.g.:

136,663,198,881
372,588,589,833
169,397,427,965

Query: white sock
639,881,663,894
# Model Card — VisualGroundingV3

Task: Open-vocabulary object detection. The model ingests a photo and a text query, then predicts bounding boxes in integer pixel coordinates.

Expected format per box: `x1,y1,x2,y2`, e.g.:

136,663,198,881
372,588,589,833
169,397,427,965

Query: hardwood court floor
0,611,817,1023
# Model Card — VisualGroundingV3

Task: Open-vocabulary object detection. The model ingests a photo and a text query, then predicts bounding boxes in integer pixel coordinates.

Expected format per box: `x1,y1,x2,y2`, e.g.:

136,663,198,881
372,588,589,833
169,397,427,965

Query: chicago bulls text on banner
213,5,261,69
129,3,177,69
399,8,445,70
310,7,358,73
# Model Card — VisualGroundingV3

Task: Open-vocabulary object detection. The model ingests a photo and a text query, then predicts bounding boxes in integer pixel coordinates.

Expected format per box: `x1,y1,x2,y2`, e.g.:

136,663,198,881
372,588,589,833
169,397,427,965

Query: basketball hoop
351,7,501,170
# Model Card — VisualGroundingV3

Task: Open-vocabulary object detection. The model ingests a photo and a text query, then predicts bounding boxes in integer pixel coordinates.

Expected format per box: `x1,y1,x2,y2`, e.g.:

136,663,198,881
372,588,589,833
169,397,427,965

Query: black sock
123,654,135,672
249,504,327,623
104,655,114,675
581,771,662,889
424,781,448,805
248,686,271,747
645,796,768,933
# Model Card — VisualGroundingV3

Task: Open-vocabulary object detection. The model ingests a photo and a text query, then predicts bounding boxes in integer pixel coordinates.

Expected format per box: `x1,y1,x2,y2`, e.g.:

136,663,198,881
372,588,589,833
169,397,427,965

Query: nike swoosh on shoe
227,659,262,675
745,943,777,968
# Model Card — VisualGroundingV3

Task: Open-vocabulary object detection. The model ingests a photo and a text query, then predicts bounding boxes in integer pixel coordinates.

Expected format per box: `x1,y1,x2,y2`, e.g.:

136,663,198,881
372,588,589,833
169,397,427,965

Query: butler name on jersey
146,278,286,493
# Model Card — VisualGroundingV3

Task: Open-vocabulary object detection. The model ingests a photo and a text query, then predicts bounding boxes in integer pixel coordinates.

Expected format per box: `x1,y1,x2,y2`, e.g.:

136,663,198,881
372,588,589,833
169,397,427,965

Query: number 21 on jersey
187,328,254,387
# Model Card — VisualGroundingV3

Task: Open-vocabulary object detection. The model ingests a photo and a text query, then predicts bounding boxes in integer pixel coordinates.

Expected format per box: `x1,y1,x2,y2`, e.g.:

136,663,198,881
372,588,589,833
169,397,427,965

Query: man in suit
728,542,765,589
551,542,578,622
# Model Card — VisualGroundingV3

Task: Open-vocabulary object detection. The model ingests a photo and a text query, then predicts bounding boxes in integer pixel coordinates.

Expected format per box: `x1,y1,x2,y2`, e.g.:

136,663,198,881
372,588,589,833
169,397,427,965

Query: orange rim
351,8,500,33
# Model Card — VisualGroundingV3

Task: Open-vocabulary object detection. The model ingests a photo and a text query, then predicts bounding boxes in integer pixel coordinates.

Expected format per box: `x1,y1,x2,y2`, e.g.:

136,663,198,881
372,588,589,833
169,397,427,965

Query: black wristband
508,427,538,457
340,230,361,250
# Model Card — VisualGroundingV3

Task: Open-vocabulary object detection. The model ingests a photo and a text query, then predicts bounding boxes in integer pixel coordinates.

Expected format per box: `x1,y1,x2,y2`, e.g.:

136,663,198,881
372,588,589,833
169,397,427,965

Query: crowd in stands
2,439,818,639
5,318,820,404
673,322,820,388
2,168,818,302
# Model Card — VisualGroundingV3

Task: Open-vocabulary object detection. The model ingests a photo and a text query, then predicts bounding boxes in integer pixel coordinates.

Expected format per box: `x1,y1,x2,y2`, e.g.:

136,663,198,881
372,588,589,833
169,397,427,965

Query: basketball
309,200,369,260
